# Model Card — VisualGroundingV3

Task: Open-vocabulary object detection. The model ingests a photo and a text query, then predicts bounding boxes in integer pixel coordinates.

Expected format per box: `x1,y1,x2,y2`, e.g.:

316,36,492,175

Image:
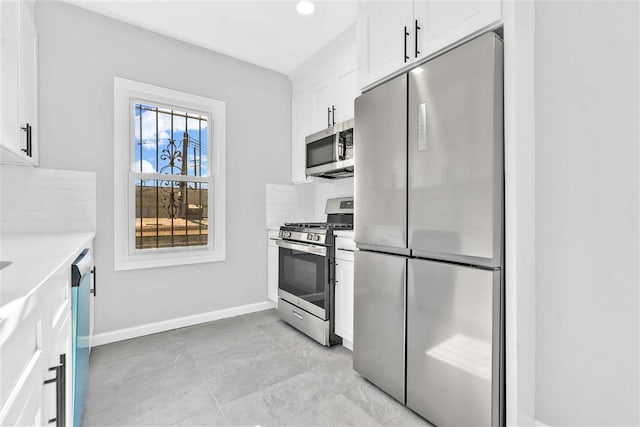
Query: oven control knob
307,234,313,241
314,235,320,241
286,231,292,238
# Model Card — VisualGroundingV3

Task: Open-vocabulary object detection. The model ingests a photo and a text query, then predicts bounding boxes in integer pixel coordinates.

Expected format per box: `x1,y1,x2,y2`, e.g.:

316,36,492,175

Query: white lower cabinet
267,229,279,303
0,258,74,426
334,234,355,350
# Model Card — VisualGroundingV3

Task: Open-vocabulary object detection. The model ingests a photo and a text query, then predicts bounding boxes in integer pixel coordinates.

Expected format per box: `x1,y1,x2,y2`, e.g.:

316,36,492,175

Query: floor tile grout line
199,364,230,426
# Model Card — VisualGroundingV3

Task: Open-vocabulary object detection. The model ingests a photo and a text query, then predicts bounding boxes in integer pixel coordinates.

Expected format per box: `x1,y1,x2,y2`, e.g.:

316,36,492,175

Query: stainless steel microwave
305,119,354,179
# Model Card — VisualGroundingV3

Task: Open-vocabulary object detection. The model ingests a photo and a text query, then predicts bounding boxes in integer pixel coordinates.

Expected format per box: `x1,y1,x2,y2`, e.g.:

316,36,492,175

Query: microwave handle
336,131,347,161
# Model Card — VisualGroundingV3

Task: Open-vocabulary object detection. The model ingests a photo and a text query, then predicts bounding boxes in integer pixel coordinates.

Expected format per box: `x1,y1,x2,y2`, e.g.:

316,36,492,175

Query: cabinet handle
21,123,32,157
43,354,66,427
331,105,336,126
327,107,331,128
292,310,304,320
337,248,355,252
414,20,421,58
404,26,410,63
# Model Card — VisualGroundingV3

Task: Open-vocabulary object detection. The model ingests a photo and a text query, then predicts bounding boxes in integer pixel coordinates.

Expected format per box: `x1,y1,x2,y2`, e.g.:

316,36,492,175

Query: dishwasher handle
90,266,96,296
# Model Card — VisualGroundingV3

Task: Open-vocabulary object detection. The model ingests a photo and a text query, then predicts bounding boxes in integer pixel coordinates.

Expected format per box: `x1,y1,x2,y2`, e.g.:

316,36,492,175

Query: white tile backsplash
313,177,354,220
0,165,96,233
266,178,354,227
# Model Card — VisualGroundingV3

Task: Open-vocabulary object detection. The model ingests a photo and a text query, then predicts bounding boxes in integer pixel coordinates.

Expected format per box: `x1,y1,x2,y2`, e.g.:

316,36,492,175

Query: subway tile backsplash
0,165,96,233
265,178,354,227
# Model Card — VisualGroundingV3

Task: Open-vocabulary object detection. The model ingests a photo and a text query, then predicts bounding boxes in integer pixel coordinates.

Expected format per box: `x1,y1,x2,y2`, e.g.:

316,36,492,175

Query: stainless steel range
276,197,353,346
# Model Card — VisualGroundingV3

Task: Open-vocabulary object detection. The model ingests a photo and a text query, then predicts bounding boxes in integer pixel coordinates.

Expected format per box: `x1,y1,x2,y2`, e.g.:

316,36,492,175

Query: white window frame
114,77,225,270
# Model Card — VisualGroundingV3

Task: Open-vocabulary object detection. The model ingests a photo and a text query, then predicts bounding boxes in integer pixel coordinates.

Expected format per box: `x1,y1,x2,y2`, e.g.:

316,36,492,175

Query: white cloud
134,160,156,173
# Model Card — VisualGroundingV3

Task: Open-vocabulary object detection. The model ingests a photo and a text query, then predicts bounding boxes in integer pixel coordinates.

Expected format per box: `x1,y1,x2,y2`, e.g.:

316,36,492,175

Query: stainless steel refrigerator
353,32,504,427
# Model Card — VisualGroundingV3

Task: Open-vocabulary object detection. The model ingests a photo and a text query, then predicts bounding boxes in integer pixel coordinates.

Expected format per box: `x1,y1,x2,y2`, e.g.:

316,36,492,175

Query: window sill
115,249,225,271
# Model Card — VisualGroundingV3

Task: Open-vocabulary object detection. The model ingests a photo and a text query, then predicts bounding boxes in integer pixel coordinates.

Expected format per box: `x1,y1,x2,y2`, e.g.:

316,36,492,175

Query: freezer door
408,32,503,267
354,74,409,255
407,258,502,427
353,250,406,403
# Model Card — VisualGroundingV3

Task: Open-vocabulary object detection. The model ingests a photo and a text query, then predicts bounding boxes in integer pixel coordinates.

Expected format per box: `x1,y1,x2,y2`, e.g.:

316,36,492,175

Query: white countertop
1,232,95,305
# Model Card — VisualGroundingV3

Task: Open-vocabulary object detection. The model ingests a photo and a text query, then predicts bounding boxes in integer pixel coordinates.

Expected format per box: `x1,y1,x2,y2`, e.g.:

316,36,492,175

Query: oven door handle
276,240,327,257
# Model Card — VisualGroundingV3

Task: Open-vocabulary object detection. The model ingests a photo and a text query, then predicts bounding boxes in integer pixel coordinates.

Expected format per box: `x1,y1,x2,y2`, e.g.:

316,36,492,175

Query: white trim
503,1,537,425
342,339,353,352
534,420,550,427
113,77,226,271
91,300,276,346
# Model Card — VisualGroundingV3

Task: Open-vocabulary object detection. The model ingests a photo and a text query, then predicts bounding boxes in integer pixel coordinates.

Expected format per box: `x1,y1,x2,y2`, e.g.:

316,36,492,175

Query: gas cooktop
283,222,353,230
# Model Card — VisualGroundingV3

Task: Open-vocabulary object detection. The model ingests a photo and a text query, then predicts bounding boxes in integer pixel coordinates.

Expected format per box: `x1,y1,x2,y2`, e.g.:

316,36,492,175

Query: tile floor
83,309,430,426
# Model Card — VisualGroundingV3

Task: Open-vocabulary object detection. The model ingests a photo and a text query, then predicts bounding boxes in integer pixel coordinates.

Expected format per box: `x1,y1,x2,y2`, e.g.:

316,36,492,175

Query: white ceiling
62,0,359,74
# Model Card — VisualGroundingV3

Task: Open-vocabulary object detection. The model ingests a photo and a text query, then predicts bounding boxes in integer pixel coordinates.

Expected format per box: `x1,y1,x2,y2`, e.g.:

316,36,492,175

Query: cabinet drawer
335,236,356,261
278,298,328,344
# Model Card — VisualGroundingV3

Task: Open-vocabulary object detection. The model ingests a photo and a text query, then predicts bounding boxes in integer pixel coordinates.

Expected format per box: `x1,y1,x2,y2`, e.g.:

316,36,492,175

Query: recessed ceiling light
296,0,315,15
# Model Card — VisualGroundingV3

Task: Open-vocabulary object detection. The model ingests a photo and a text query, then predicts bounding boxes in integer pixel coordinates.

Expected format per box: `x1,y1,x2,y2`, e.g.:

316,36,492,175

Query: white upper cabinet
0,0,38,166
332,65,358,124
311,79,334,131
358,0,501,90
414,0,501,60
291,94,313,183
357,1,414,90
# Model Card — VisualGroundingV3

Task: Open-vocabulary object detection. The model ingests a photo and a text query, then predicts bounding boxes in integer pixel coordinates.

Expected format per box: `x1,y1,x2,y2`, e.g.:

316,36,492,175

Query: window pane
135,179,209,250
133,103,208,177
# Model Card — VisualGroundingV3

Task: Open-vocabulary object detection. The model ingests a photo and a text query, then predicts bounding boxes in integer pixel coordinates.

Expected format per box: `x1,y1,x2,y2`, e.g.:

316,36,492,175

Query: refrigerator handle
417,102,427,151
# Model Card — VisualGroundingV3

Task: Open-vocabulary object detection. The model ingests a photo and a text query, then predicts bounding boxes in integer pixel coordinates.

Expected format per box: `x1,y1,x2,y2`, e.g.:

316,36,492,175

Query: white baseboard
342,339,353,351
534,420,550,427
92,300,276,346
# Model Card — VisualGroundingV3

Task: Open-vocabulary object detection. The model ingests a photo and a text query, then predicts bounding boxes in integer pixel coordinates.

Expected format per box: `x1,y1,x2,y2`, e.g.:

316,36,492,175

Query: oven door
276,240,329,320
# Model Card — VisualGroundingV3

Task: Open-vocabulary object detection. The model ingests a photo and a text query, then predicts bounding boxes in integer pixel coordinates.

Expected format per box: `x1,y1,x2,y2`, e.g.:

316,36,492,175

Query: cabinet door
291,93,312,183
310,79,333,132
0,349,47,426
357,1,414,90
334,259,354,349
18,0,38,165
0,0,20,158
332,66,358,124
414,0,501,60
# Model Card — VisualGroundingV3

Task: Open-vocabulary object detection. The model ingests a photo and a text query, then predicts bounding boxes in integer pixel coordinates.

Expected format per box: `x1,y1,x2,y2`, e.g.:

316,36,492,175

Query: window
114,78,225,270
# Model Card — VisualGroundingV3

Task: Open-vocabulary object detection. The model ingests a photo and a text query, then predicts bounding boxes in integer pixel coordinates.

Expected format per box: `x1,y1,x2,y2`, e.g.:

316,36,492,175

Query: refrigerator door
354,74,409,255
407,258,502,427
353,250,406,403
408,32,503,268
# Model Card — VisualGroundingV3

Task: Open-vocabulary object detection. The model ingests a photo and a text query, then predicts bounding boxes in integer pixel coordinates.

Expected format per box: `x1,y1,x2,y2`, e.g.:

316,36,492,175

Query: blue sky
133,103,208,177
